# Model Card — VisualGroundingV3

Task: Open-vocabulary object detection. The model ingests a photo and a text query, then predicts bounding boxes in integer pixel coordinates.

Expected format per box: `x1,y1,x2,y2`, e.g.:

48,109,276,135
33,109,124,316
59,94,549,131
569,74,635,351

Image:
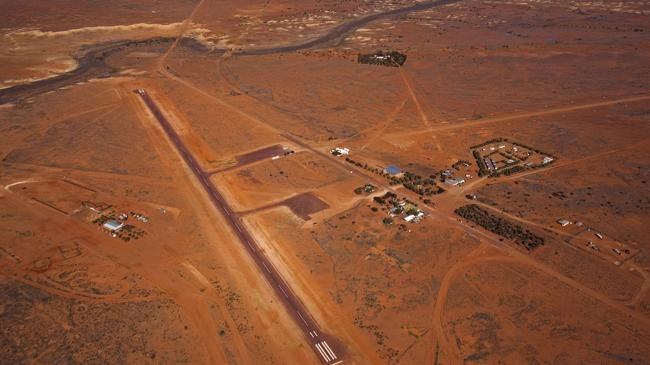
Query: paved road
136,89,343,365
238,0,461,55
1,0,461,105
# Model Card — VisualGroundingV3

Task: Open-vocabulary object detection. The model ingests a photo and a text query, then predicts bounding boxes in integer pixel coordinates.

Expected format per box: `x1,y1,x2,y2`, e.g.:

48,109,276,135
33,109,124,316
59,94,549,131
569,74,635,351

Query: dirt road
388,94,650,139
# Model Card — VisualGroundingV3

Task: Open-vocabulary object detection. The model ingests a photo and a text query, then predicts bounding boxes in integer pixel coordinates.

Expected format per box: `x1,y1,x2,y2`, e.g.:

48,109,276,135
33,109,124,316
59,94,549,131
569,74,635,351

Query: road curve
237,0,461,55
1,0,460,104
135,89,344,365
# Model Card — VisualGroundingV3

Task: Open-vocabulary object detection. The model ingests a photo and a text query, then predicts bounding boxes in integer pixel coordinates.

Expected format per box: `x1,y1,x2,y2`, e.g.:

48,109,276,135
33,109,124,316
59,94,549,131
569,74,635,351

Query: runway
135,89,343,364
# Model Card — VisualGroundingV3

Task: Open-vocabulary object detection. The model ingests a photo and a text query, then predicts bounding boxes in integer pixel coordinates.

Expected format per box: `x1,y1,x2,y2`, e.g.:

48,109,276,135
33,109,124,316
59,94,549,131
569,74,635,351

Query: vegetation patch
357,51,407,67
454,204,544,250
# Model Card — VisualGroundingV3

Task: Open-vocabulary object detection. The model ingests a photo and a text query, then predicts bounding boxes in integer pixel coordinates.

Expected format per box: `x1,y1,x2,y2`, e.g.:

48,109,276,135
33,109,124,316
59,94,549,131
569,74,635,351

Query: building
384,165,402,175
330,147,350,156
483,157,496,171
557,219,571,227
445,177,466,186
103,220,124,232
542,156,554,164
403,214,416,222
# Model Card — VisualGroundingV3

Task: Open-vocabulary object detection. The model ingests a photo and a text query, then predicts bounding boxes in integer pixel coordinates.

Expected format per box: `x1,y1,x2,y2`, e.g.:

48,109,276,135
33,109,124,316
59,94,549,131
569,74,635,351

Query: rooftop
385,165,402,175
103,220,124,231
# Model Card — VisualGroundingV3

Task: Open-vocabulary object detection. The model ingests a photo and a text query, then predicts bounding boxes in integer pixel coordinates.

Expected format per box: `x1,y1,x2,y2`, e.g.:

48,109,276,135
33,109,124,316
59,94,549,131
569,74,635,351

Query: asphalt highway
136,89,343,364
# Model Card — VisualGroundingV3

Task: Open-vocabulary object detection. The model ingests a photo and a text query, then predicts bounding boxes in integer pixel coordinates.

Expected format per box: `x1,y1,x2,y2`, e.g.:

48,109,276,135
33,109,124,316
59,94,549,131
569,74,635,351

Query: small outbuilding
557,219,571,227
331,147,350,156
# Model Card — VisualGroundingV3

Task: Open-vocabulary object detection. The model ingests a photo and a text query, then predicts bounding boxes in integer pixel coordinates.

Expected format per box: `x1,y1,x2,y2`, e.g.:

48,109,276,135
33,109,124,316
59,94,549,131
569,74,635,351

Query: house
384,165,402,175
403,214,416,222
103,220,124,232
542,156,554,164
557,219,571,227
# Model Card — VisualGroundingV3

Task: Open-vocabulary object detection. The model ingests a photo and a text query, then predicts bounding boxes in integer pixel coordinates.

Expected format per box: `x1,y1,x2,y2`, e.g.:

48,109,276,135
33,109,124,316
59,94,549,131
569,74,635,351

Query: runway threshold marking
315,343,331,362
321,341,337,359
262,262,271,273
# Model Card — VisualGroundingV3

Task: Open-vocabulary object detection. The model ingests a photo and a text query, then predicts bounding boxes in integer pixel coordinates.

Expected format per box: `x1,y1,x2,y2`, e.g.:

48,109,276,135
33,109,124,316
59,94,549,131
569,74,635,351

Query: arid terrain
1,0,649,364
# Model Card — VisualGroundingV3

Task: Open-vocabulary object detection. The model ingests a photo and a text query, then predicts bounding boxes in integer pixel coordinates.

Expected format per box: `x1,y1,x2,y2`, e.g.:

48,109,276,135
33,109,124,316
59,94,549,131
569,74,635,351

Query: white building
103,220,124,232
445,177,466,186
331,147,350,156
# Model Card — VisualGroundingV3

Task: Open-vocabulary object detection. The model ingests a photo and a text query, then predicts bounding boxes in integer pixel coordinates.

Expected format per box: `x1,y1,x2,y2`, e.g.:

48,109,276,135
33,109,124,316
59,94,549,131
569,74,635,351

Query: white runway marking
236,224,242,232
321,341,337,359
262,262,271,273
297,311,308,326
279,285,288,298
315,343,331,362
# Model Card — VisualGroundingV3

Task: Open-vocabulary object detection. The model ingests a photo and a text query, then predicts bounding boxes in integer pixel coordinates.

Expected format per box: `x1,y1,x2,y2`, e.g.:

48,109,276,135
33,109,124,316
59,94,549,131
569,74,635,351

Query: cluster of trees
357,51,407,67
455,204,545,250
403,181,445,195
354,184,377,195
118,225,145,242
346,157,376,172
373,192,397,205
491,164,526,177
473,150,491,177
391,171,445,196
451,159,471,170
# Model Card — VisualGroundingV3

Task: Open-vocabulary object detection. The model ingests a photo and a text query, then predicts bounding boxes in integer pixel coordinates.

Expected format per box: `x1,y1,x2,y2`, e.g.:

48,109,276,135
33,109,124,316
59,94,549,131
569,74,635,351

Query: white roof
404,215,415,222
103,220,123,231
